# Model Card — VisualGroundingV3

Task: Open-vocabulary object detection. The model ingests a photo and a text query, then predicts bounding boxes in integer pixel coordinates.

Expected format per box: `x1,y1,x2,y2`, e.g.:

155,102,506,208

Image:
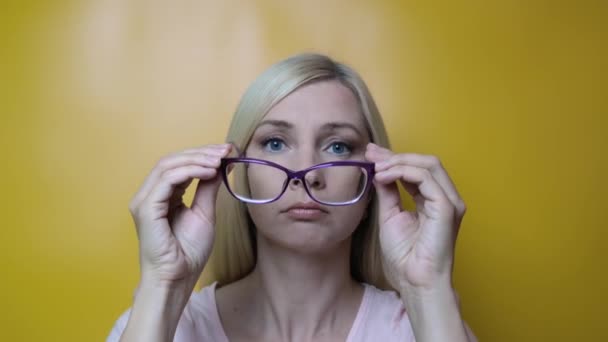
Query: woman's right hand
128,143,232,289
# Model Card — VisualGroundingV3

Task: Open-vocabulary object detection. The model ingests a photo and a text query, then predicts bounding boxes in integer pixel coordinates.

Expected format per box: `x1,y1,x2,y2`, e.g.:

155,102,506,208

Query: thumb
366,144,402,223
191,173,223,223
190,143,233,222
373,179,402,224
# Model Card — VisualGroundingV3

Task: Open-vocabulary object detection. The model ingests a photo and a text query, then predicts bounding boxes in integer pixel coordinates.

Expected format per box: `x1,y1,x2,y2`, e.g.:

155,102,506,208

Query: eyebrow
319,122,365,137
255,120,293,130
255,120,364,137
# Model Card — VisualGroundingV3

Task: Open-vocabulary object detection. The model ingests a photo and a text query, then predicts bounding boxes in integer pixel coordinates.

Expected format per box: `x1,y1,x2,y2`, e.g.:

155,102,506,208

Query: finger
367,144,435,213
375,165,454,221
190,173,223,225
372,178,403,224
366,142,392,158
181,143,232,155
189,144,236,222
365,145,403,223
365,142,392,164
130,149,229,211
366,144,420,196
131,152,219,211
139,165,219,220
372,146,466,217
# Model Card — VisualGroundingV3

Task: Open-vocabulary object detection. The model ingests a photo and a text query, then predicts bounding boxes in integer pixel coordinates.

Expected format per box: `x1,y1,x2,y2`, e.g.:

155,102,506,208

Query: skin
216,80,371,341
119,80,474,342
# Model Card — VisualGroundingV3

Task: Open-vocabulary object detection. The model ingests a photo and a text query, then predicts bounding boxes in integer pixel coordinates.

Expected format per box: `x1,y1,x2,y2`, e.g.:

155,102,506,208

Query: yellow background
1,1,606,340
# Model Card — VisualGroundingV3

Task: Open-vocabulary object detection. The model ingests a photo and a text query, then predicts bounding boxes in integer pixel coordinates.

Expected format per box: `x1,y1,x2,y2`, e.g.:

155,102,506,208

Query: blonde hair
208,53,393,290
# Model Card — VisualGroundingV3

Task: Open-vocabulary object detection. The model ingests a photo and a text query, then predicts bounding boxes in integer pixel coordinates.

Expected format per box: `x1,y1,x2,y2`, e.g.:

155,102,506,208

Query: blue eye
263,138,285,152
328,142,351,155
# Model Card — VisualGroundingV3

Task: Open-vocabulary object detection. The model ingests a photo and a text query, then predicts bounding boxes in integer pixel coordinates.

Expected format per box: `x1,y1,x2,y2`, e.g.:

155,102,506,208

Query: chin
248,204,366,255
257,220,355,255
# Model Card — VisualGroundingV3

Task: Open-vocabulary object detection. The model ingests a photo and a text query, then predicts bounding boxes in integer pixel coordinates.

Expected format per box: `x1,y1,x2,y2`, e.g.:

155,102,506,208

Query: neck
242,234,363,340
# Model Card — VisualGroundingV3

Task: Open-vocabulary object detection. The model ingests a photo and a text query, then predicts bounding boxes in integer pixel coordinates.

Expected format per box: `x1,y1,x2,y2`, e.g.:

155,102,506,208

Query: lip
282,202,328,220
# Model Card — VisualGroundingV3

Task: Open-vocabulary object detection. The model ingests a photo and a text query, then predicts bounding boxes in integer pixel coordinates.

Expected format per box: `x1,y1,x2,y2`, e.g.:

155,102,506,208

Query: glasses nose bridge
287,169,308,185
287,167,326,188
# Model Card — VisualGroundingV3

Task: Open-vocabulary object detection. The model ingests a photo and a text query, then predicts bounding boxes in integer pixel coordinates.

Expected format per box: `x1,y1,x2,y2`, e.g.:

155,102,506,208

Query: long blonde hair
208,53,393,290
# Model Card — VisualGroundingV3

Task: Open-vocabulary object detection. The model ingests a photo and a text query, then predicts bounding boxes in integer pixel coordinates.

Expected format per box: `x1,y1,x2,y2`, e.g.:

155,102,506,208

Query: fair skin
120,80,473,342
215,80,370,341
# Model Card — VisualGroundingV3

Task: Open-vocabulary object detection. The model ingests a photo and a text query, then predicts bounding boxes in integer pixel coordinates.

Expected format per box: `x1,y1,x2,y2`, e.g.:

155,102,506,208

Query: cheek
247,203,276,227
247,165,287,200
332,201,369,232
246,202,288,240
316,167,369,201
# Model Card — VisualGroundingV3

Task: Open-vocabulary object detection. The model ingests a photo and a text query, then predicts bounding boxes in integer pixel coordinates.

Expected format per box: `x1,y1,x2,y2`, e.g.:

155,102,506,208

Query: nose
286,148,325,191
289,169,325,190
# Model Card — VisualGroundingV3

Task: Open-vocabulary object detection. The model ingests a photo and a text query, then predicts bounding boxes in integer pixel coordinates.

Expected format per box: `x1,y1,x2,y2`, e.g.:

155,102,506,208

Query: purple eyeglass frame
220,157,375,206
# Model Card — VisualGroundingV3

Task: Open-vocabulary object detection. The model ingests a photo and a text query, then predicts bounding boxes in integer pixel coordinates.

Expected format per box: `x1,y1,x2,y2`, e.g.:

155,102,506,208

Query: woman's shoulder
356,284,477,342
178,282,230,341
348,283,415,341
184,282,226,325
106,282,228,342
360,282,407,316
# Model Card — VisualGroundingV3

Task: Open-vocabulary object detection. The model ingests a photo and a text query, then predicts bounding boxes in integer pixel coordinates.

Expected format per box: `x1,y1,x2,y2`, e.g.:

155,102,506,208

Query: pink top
107,282,417,341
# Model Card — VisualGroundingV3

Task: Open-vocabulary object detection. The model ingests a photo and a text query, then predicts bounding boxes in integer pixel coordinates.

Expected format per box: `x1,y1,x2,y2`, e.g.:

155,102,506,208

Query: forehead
262,80,367,129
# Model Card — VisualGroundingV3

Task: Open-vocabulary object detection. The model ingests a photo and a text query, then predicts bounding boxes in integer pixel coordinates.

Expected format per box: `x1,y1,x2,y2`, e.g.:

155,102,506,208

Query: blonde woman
108,53,477,342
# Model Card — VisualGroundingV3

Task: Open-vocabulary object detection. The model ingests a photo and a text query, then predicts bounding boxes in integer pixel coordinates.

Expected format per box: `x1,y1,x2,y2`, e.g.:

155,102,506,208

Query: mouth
282,202,329,220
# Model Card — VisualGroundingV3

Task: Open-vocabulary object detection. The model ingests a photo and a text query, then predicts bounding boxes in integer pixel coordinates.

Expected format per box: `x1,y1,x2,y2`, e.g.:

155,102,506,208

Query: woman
108,53,476,341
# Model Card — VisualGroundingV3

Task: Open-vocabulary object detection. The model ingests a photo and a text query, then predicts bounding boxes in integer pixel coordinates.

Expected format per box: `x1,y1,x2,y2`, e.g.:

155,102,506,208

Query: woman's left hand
365,143,467,292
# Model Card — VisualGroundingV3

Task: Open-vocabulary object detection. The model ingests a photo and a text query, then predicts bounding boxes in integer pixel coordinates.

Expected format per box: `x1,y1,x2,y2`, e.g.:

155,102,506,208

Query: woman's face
244,80,372,254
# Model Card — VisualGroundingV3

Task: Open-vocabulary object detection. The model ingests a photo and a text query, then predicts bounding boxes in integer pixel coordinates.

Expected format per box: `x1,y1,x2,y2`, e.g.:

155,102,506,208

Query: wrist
398,278,469,342
139,267,200,291
399,280,457,311
397,271,454,298
124,279,195,342
135,281,191,307
133,271,198,313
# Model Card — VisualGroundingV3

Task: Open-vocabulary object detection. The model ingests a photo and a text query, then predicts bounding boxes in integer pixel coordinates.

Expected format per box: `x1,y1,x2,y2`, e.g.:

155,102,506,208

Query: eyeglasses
220,157,375,206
